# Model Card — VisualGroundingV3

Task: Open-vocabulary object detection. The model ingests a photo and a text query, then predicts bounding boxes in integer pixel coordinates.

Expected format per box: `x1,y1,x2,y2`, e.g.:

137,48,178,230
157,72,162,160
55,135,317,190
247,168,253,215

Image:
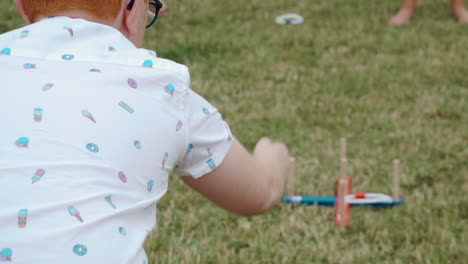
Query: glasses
127,0,163,29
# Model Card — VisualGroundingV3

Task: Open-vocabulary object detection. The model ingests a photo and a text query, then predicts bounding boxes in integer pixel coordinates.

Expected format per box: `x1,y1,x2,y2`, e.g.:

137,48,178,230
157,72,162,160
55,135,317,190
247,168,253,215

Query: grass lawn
2,0,467,263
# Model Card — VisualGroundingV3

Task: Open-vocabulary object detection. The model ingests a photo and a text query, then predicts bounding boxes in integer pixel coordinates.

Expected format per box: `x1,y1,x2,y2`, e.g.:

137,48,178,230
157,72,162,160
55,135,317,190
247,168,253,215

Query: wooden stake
392,159,400,201
340,138,348,178
340,138,347,161
340,158,348,178
287,157,296,198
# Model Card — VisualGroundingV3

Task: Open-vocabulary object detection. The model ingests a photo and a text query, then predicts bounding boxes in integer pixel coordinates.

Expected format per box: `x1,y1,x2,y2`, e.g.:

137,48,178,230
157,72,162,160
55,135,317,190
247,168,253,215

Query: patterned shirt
0,17,232,263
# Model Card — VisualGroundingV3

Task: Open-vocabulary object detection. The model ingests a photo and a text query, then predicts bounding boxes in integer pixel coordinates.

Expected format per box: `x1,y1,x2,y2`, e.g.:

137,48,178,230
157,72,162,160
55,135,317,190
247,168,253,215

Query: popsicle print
18,209,28,228
34,108,43,122
32,169,45,184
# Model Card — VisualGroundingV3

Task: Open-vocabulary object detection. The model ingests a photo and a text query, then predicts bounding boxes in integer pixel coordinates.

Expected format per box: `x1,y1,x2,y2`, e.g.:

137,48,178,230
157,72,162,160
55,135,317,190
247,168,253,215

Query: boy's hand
253,137,292,203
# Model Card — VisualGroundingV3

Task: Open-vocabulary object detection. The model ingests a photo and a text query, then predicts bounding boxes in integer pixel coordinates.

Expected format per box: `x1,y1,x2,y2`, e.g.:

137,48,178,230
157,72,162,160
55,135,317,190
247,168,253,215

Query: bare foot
453,8,468,23
389,8,415,25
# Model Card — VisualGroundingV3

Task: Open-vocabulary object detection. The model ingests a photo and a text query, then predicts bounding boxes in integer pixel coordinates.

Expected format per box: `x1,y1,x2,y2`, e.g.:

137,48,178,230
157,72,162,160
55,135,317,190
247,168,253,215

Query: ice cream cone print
0,48,11,56
15,137,29,148
34,108,43,122
142,59,153,68
186,144,193,155
162,152,168,168
32,169,45,184
108,46,116,52
105,195,117,209
42,83,54,91
176,120,182,131
63,26,74,37
147,180,154,192
0,248,12,261
18,209,28,228
81,110,96,123
165,84,175,95
67,206,83,223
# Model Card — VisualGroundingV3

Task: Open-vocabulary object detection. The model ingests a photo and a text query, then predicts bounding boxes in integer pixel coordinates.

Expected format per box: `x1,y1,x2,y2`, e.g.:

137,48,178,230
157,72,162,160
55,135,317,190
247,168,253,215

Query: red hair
22,0,124,22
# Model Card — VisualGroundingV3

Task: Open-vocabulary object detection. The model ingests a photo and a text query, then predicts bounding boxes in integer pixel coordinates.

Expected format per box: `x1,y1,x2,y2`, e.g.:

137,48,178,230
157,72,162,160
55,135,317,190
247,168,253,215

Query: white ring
275,13,304,25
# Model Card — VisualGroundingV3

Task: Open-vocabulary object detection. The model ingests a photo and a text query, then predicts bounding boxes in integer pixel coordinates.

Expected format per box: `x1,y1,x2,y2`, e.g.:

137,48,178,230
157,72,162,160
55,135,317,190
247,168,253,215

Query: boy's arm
181,137,292,216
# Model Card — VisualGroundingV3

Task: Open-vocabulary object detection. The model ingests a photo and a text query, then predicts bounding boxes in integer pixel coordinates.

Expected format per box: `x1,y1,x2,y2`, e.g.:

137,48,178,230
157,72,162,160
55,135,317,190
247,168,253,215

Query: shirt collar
0,16,158,67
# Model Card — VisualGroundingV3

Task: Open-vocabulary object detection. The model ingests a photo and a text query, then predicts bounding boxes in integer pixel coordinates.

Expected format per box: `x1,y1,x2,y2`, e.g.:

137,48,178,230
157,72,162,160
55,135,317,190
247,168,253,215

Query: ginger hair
22,0,124,22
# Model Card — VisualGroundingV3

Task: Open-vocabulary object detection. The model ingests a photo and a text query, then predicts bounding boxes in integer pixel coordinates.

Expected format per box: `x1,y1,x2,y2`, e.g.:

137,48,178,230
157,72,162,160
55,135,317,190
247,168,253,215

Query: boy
0,0,292,263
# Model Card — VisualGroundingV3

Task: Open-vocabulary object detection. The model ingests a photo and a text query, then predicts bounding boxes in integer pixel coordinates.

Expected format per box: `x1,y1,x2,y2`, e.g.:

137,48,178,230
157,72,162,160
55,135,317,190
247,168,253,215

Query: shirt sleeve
175,88,233,178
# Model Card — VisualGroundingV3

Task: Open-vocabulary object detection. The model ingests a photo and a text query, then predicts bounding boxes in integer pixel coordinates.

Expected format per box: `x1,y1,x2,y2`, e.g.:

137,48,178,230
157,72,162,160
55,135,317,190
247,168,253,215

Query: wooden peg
340,158,348,178
340,138,347,161
392,159,400,201
287,157,296,198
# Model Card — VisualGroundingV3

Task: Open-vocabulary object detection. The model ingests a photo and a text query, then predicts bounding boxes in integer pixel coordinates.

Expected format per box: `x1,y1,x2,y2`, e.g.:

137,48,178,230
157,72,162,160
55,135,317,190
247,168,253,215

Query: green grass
2,0,467,263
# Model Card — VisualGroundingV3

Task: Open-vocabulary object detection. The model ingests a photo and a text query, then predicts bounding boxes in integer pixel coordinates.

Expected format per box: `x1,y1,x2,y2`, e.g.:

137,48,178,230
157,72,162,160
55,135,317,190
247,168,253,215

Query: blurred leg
389,0,418,25
451,0,468,23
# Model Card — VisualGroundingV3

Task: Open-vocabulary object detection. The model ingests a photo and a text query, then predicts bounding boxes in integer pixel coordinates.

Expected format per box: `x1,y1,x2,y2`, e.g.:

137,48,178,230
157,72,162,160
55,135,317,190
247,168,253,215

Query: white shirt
0,17,232,263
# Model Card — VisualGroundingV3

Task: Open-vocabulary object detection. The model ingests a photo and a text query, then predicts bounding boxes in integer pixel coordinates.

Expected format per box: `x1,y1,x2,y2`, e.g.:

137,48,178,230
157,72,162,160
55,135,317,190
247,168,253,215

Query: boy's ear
123,0,141,37
14,0,32,24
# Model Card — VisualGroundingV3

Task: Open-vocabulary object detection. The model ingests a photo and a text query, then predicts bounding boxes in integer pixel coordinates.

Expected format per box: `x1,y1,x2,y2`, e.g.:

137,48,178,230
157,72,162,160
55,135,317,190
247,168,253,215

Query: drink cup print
18,209,28,228
34,108,43,122
207,158,216,169
32,169,45,184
